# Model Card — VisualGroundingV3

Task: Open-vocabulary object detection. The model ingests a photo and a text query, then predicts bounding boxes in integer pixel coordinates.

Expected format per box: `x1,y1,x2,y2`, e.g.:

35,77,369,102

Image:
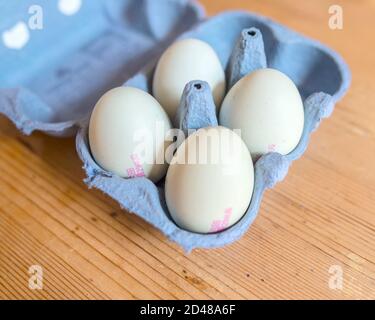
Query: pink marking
210,208,233,233
127,168,136,177
268,144,277,152
127,154,145,178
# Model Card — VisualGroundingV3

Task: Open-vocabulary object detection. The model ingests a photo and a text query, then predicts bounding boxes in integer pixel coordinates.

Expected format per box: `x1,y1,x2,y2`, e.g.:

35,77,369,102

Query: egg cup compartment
0,0,204,136
76,12,350,252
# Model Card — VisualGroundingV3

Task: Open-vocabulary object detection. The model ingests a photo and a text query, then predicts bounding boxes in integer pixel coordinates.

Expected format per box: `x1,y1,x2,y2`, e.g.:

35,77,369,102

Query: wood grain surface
0,0,374,300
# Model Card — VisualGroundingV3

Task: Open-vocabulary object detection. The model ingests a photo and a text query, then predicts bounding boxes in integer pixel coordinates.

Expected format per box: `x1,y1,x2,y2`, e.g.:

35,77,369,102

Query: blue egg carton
0,0,350,252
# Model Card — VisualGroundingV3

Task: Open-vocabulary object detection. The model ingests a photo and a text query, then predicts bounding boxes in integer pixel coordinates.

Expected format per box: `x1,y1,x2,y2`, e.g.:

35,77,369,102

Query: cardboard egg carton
0,0,350,252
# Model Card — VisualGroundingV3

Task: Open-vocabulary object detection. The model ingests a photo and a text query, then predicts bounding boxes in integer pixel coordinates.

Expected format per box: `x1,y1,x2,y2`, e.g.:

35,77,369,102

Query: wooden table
0,0,374,300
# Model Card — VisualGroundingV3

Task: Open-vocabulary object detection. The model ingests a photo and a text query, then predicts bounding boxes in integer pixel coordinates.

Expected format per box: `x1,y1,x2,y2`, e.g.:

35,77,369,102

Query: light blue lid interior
0,0,204,134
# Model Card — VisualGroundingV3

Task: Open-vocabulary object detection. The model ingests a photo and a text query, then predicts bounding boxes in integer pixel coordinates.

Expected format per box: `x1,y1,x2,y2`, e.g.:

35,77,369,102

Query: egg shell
165,126,254,234
153,38,226,121
220,68,305,159
89,87,172,183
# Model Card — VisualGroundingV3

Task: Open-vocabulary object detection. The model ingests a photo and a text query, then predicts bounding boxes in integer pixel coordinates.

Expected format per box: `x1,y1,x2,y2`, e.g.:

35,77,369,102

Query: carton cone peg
177,80,218,137
227,27,267,89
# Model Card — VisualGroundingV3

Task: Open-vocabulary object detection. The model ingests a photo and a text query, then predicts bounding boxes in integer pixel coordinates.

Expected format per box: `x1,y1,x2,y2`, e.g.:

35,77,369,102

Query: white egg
89,87,172,183
220,68,305,159
153,38,226,121
165,126,254,234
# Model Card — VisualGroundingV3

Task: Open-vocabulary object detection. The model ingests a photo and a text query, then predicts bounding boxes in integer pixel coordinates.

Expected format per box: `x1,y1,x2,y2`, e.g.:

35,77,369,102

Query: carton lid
0,0,204,136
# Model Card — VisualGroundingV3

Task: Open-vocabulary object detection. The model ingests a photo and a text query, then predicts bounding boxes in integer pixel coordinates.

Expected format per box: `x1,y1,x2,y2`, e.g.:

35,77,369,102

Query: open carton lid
0,0,205,136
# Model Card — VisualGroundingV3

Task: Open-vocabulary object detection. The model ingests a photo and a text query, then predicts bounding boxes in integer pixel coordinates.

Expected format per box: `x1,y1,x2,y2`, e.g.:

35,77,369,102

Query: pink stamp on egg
210,208,233,233
127,154,145,178
268,144,277,152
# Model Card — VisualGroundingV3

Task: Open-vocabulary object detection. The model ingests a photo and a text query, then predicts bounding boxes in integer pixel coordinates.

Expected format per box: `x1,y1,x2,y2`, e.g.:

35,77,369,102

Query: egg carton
0,0,350,252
